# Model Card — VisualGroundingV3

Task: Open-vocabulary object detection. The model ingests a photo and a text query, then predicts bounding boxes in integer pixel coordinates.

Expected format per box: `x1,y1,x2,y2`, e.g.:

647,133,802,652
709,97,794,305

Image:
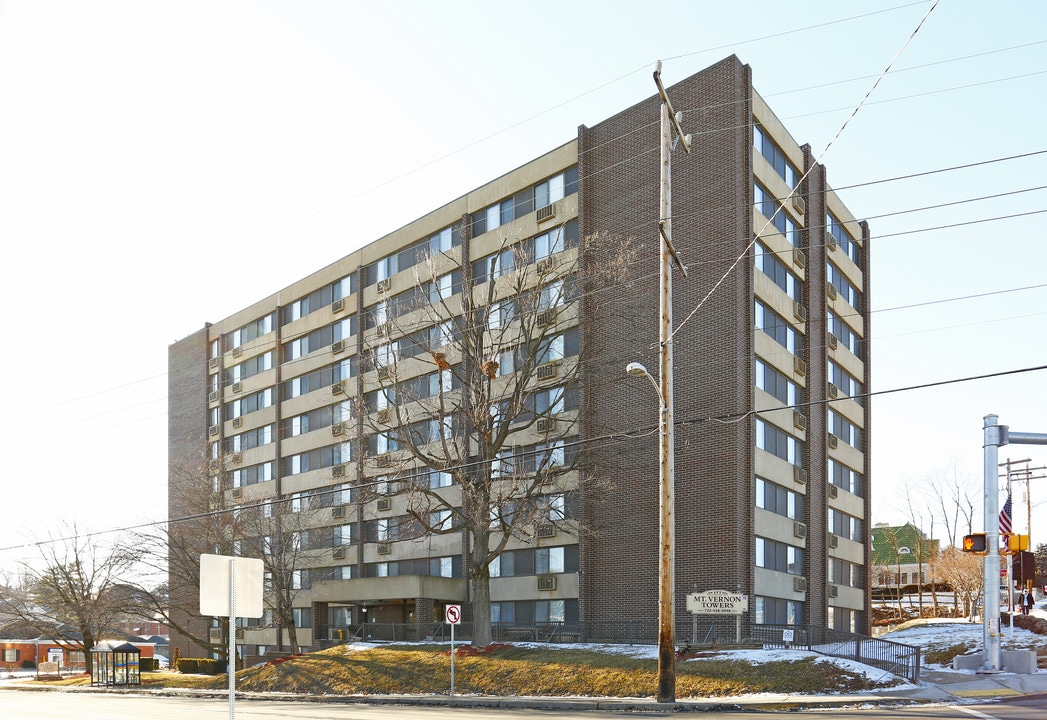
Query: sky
0,0,1044,568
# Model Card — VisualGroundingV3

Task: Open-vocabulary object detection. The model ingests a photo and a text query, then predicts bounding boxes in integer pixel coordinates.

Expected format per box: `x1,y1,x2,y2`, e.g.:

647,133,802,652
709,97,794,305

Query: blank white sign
199,554,265,618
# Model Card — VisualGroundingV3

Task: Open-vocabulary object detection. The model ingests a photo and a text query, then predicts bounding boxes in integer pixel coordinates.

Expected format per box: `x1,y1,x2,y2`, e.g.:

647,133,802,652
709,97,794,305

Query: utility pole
652,60,690,705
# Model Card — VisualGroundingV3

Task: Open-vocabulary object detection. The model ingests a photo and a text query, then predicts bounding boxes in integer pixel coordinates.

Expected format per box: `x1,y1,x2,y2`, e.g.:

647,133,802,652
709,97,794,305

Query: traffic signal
962,533,987,553
1013,551,1036,583
1006,534,1030,552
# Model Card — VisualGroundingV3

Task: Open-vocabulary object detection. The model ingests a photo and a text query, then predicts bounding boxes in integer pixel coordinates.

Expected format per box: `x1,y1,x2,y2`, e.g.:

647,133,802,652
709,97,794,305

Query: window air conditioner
793,412,807,431
332,423,345,436
793,467,808,485
793,357,807,377
828,484,839,499
331,381,344,395
376,497,392,511
208,390,220,403
208,628,221,643
376,408,391,425
826,281,838,301
793,302,806,323
828,534,839,548
333,547,345,560
825,230,837,252
332,505,346,519
377,542,391,555
536,309,555,327
536,417,556,434
332,464,345,478
232,487,242,499
827,332,838,350
827,434,839,449
232,382,242,394
231,452,242,465
537,524,556,538
792,247,806,269
793,522,807,539
232,346,243,357
377,278,390,293
536,362,560,381
235,628,244,640
232,417,242,428
827,383,839,399
791,194,806,215
209,425,220,436
209,357,220,371
537,576,557,591
377,366,391,381
332,340,344,354
536,204,556,223
793,576,807,593
332,298,344,313
376,454,396,468
828,584,839,598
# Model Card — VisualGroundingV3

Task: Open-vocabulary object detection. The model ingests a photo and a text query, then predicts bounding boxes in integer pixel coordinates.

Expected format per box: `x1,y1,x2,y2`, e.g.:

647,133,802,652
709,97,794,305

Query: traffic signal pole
981,415,1047,672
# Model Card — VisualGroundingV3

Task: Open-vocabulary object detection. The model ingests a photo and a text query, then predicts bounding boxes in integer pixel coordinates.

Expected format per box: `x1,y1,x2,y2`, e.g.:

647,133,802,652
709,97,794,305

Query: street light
626,360,676,703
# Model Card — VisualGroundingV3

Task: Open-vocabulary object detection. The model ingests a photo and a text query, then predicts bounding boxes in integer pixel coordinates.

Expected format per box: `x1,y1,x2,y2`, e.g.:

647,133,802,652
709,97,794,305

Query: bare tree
0,526,140,676
359,230,630,646
936,546,984,620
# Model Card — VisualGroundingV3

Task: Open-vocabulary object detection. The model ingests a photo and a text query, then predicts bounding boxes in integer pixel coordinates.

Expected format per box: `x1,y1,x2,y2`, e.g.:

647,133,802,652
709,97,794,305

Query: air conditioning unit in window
376,278,390,293
828,484,839,499
209,425,220,436
377,542,391,555
332,340,345,354
331,381,344,395
535,258,554,275
827,433,839,449
333,547,345,560
793,302,806,323
232,346,243,357
332,298,344,313
209,357,220,371
536,417,557,434
828,584,839,598
792,247,806,269
537,524,556,538
377,454,397,468
793,522,807,539
793,357,807,377
232,417,242,428
793,467,808,485
332,505,346,519
828,533,839,548
536,204,556,223
825,229,837,252
376,408,391,425
376,322,390,337
791,194,806,215
232,487,242,499
536,309,555,327
793,577,807,593
208,628,222,643
827,332,839,350
376,497,392,511
827,383,839,399
793,412,807,431
232,382,242,394
826,281,838,301
332,464,345,478
209,390,220,403
537,576,557,591
231,452,242,465
536,362,560,382
377,366,391,381
332,422,345,436
235,628,244,641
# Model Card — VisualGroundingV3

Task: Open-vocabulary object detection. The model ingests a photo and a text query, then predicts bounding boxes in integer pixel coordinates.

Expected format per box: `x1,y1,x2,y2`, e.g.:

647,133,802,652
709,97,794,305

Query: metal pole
983,415,1002,671
228,556,237,720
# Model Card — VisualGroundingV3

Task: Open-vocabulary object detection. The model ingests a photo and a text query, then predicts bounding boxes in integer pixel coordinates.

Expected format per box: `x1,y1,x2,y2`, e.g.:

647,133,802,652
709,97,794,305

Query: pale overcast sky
0,0,1044,565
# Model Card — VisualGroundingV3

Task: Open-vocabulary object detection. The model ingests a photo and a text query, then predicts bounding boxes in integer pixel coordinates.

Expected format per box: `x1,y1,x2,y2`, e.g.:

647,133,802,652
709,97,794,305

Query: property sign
686,590,749,615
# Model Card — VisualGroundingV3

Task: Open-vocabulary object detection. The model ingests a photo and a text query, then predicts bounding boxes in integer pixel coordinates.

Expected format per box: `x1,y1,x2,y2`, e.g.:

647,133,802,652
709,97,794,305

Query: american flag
999,493,1013,535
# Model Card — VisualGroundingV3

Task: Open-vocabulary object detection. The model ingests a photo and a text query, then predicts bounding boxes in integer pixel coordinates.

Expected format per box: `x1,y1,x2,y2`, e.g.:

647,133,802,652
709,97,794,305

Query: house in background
871,523,939,594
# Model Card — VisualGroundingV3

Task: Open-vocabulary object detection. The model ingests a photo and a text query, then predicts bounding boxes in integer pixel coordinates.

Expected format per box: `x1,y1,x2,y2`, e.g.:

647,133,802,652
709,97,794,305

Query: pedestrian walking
1023,590,1034,614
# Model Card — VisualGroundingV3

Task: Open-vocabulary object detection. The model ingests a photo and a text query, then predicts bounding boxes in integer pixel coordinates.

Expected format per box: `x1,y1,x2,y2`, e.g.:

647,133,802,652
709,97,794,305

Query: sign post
200,554,264,720
686,590,749,644
445,604,462,696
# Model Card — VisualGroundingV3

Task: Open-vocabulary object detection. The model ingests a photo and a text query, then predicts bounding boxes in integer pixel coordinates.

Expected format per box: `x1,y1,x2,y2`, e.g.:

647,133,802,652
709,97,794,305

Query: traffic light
962,533,987,553
1013,551,1036,583
1006,534,1030,552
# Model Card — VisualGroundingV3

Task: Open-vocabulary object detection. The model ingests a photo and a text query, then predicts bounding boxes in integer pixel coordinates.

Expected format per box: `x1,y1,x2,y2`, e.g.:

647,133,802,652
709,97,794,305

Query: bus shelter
90,641,141,687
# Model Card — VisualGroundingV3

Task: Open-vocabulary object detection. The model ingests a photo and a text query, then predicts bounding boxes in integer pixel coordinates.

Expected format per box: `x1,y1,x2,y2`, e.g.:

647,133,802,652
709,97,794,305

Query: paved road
3,691,1047,720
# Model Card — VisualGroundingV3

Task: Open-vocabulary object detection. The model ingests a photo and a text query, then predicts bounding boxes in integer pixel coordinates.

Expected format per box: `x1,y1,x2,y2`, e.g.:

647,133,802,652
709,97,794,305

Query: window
828,508,863,542
826,213,860,267
755,359,801,406
756,419,801,466
292,607,311,628
755,241,801,300
470,167,578,236
225,313,274,350
829,558,864,588
226,388,273,420
754,596,803,625
228,425,273,453
827,310,861,358
282,358,356,400
755,301,800,354
2,649,18,663
231,461,274,488
828,410,862,450
490,545,578,577
534,226,565,261
827,262,861,310
756,537,803,575
283,275,356,325
754,183,800,246
828,459,863,496
756,477,803,519
754,122,799,188
828,361,862,401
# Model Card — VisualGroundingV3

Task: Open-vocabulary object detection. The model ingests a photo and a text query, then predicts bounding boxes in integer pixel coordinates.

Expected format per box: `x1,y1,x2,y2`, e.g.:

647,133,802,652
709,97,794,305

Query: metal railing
751,624,921,682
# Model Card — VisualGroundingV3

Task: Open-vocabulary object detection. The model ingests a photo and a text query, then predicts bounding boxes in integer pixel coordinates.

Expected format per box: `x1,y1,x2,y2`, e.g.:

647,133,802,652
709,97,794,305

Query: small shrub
20,659,36,669
177,657,225,675
139,658,158,672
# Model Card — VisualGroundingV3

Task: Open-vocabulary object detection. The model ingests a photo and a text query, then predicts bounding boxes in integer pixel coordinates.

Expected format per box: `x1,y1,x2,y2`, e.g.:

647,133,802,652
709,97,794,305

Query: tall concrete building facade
168,56,871,659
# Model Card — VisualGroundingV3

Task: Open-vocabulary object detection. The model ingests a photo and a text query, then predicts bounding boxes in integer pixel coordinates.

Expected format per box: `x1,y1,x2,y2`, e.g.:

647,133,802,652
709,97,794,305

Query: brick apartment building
168,55,871,659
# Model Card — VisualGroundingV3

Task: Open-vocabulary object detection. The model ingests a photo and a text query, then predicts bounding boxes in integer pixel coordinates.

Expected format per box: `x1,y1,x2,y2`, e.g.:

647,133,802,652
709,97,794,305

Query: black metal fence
751,624,921,682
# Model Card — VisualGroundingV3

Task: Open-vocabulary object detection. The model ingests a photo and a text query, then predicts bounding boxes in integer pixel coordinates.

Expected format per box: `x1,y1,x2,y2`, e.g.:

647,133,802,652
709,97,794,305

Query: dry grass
129,644,897,699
